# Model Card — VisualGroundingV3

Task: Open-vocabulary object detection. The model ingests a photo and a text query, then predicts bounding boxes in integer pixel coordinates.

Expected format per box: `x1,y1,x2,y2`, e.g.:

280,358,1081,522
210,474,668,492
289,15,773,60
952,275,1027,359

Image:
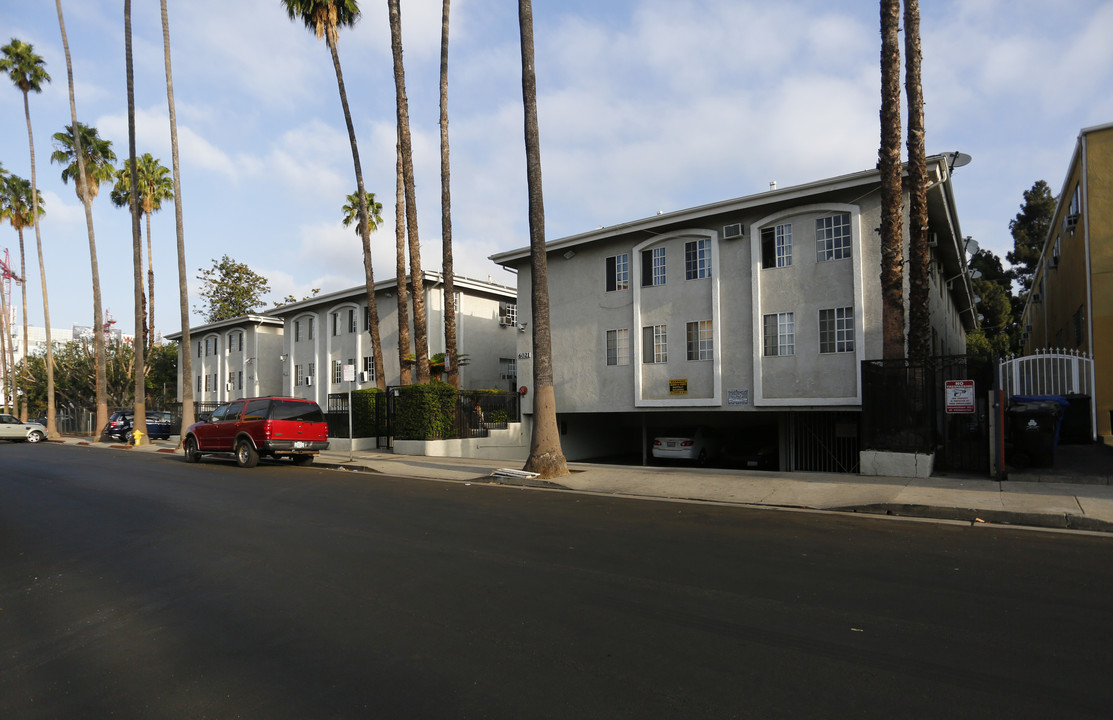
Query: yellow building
1020,122,1113,444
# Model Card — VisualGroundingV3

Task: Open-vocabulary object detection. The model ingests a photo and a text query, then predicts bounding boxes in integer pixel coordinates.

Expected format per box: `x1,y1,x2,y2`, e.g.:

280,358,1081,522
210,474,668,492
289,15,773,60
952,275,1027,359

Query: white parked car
652,426,720,465
0,413,47,443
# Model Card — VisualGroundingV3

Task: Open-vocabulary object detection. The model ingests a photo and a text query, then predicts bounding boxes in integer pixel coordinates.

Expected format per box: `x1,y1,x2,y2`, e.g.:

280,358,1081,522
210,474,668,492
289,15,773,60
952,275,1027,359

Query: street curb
833,503,1113,534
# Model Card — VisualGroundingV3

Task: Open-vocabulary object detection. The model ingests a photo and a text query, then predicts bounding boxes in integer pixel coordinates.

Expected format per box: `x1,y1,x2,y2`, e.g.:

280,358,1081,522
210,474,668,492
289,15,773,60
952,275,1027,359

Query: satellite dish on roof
948,151,973,170
965,238,980,255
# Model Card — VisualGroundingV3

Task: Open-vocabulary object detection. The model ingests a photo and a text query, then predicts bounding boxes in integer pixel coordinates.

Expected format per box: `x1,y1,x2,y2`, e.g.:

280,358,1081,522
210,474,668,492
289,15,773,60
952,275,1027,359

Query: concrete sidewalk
55,437,1113,535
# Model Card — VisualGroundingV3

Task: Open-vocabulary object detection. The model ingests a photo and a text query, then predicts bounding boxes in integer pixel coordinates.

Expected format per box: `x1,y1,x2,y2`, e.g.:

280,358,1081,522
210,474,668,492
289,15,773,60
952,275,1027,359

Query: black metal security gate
862,355,993,475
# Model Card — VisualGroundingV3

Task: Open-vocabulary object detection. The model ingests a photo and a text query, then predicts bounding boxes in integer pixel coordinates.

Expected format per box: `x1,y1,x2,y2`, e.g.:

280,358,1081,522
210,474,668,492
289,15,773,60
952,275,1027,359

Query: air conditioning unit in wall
305,376,313,386
359,371,368,383
722,223,744,239
226,383,233,392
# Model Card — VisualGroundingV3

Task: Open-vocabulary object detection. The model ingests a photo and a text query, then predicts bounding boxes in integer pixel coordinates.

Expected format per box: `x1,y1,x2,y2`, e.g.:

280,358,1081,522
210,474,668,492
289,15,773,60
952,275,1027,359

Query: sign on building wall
945,379,975,414
727,389,749,406
669,379,688,395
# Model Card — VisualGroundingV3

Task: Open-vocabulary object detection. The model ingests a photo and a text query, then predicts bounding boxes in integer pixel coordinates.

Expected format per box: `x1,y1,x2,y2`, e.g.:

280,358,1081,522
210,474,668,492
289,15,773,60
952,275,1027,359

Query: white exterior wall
274,274,518,397
502,159,974,422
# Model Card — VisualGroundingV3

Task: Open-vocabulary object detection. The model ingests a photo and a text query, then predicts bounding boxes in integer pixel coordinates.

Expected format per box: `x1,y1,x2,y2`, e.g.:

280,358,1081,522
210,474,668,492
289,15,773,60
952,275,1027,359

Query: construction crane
0,248,21,325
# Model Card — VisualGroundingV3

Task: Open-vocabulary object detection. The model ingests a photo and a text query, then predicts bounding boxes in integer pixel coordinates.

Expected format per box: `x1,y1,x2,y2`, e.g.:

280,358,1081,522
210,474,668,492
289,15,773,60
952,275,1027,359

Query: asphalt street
2,442,1112,719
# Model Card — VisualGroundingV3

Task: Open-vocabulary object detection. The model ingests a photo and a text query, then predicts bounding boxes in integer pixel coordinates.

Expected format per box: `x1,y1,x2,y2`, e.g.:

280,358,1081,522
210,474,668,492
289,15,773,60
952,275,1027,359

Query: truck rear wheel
236,439,259,468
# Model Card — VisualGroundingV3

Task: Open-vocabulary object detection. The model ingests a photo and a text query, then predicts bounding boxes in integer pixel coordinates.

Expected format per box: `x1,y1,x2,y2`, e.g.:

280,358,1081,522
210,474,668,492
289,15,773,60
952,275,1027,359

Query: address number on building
518,352,531,360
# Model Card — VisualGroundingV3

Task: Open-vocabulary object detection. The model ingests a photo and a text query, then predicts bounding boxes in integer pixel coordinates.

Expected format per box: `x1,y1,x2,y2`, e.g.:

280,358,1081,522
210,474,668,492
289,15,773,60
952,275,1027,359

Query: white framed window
816,213,851,261
763,312,795,356
237,370,243,390
307,362,315,384
331,312,339,336
196,375,201,393
332,360,342,384
819,307,854,353
641,247,666,287
499,357,517,380
362,355,375,381
499,301,517,325
295,364,304,386
642,324,667,363
761,224,792,268
684,239,711,280
606,253,629,292
347,309,357,333
606,328,630,366
294,320,301,342
308,317,315,340
686,320,713,361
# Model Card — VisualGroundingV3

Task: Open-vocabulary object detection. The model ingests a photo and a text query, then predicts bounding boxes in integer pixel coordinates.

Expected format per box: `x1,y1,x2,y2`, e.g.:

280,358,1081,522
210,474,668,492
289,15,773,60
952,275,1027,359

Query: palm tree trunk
387,0,429,384
394,141,412,386
18,226,29,420
125,0,147,442
904,0,930,361
879,0,905,360
440,0,458,389
161,0,194,436
0,289,11,413
518,0,568,479
21,76,55,436
57,0,107,436
146,209,155,348
324,30,385,391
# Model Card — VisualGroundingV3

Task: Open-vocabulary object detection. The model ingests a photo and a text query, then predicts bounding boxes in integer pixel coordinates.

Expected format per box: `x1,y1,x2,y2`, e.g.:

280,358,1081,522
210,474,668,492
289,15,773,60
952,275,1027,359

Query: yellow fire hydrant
131,429,144,446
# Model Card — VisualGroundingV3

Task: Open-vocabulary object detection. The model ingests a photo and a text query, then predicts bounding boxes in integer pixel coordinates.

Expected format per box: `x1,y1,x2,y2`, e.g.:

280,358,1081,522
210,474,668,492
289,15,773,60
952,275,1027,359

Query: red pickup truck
182,396,330,468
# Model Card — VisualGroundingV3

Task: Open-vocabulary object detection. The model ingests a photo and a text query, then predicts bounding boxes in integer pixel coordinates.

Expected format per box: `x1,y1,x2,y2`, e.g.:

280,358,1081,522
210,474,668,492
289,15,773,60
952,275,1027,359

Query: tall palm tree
439,0,458,388
282,0,385,390
0,174,45,421
393,143,412,385
1,37,57,437
341,188,383,237
50,128,116,435
387,0,429,384
879,0,904,360
161,0,195,438
110,153,173,348
904,0,930,361
517,0,568,479
124,0,148,444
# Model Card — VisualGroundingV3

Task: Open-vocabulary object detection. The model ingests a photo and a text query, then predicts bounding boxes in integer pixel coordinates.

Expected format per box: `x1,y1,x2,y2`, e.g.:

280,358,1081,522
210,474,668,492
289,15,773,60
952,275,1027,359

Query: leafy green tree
1006,180,1056,292
145,342,179,407
969,247,1019,354
2,37,56,430
111,153,173,347
282,0,385,390
195,255,271,322
22,338,139,422
273,289,321,307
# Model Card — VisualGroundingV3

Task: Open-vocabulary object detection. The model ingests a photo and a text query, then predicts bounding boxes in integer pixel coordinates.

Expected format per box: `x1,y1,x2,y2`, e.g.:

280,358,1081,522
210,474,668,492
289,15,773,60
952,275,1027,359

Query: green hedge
394,381,458,440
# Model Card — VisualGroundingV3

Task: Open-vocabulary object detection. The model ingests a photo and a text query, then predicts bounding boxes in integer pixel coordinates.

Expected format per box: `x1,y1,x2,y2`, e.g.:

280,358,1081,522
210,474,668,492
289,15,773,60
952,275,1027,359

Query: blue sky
2,0,1112,338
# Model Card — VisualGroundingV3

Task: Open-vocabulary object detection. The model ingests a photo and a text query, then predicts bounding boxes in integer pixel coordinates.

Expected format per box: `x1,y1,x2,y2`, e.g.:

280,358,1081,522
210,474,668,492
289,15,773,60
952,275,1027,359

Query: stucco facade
272,273,519,404
492,157,975,465
165,315,285,404
1020,122,1113,442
